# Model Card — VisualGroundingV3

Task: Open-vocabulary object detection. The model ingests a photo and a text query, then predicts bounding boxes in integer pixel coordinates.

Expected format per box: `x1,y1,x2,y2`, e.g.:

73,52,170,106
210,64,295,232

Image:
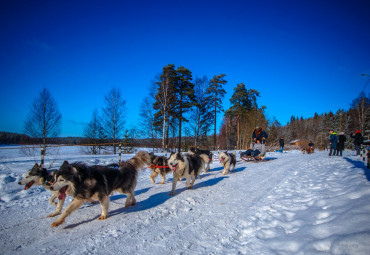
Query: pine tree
121,130,133,153
173,66,195,151
225,84,262,149
205,74,227,149
225,83,249,149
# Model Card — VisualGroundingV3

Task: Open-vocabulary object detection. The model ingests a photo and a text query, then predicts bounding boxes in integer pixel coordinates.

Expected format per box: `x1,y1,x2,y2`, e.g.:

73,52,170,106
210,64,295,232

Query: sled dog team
18,149,236,227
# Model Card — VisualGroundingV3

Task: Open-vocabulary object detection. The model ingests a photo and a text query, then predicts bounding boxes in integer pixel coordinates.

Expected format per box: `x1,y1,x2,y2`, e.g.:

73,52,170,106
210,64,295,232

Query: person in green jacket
329,129,338,156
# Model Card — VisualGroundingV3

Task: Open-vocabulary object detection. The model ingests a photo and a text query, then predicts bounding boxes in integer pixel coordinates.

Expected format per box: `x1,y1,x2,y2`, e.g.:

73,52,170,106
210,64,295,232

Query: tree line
13,65,369,153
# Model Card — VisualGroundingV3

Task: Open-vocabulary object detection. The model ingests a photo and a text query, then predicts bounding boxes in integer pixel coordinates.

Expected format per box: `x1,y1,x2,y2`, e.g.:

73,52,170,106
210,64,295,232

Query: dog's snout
18,181,21,185
49,186,54,191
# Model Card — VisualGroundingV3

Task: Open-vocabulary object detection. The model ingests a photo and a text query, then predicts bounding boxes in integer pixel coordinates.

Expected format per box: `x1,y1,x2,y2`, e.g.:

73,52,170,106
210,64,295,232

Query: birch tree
24,88,62,147
101,87,126,154
153,64,176,152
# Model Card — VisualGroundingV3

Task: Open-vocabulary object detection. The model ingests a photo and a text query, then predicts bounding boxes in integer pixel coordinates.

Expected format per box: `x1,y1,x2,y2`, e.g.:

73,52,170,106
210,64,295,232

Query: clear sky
0,0,369,137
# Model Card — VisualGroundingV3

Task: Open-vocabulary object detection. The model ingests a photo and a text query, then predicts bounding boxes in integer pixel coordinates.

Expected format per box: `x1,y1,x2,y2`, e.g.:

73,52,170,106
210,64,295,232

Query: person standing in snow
252,126,268,144
329,129,338,156
279,137,284,152
336,132,346,156
350,130,363,155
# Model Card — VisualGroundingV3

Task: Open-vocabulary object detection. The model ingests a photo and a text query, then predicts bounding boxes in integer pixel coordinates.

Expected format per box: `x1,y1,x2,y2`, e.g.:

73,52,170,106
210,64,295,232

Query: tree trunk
162,112,166,152
178,98,183,152
214,93,217,150
237,115,240,150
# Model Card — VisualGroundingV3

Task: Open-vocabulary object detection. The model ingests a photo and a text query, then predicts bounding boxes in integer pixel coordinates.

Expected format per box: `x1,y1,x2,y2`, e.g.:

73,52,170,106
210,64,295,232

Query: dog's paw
51,220,64,227
160,181,165,184
98,215,108,220
169,192,174,196
47,212,59,218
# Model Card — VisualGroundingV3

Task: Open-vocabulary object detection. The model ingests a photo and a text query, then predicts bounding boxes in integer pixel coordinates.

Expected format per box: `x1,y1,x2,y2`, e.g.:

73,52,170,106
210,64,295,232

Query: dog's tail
122,151,151,171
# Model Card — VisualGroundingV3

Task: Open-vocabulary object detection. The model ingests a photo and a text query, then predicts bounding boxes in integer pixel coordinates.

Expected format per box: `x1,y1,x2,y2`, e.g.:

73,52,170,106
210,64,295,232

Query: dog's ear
177,152,185,162
32,163,39,170
62,160,69,166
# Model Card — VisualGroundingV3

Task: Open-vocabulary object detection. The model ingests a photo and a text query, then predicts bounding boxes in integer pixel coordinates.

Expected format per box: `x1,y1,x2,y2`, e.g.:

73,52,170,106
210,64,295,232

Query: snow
1,146,370,254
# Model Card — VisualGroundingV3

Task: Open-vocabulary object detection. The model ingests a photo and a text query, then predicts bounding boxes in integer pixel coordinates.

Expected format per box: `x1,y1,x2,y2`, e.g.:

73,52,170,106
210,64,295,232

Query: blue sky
0,0,369,137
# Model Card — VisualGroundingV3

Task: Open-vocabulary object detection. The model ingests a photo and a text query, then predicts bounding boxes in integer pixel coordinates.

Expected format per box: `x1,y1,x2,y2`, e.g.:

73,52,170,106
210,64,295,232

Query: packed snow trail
1,149,370,254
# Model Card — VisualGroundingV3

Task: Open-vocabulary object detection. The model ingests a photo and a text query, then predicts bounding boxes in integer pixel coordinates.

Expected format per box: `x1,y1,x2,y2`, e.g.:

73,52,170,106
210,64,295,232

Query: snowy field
1,146,370,255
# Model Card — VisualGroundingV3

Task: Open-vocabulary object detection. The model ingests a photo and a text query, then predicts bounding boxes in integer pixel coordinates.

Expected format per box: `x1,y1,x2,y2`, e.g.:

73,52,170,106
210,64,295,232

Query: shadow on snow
344,157,370,181
63,175,227,228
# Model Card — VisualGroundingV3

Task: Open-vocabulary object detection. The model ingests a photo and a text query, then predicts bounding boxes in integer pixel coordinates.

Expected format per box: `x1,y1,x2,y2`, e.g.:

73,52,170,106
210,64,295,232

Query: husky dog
49,151,151,227
188,147,213,172
18,163,64,217
219,151,236,175
168,152,204,196
149,152,171,184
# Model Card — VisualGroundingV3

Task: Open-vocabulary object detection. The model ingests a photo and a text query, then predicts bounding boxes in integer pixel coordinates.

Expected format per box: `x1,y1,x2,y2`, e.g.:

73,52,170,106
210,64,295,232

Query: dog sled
239,141,268,162
240,153,267,162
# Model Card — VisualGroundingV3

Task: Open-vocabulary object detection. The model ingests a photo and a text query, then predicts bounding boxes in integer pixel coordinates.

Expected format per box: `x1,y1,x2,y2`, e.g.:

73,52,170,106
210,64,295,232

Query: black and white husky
49,151,151,227
168,152,205,196
188,147,213,172
219,151,236,175
149,152,171,184
18,163,64,217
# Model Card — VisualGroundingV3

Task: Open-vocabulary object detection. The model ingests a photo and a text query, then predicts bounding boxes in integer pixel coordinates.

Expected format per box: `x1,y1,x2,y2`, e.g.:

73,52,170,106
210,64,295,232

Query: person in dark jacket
279,137,284,152
336,132,346,156
329,129,338,156
350,130,363,155
307,141,315,153
252,127,268,144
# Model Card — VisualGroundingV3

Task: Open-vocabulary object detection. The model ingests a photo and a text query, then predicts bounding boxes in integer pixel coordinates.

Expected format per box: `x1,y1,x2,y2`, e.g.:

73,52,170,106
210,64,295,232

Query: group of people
239,126,365,160
329,129,364,156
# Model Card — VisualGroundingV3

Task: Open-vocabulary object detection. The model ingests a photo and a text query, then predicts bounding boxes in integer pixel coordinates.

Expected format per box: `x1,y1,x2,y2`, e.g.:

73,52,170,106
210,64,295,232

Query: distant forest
1,92,368,152
1,64,369,153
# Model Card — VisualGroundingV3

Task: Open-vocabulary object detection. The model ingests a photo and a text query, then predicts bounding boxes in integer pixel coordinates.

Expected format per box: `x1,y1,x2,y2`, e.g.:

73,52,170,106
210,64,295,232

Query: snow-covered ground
1,146,370,255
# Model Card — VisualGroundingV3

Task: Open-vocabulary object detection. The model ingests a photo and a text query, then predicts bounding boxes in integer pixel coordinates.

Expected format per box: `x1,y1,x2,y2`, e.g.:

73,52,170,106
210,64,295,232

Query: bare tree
190,76,212,147
83,109,105,155
24,88,62,147
139,96,158,142
101,87,126,154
